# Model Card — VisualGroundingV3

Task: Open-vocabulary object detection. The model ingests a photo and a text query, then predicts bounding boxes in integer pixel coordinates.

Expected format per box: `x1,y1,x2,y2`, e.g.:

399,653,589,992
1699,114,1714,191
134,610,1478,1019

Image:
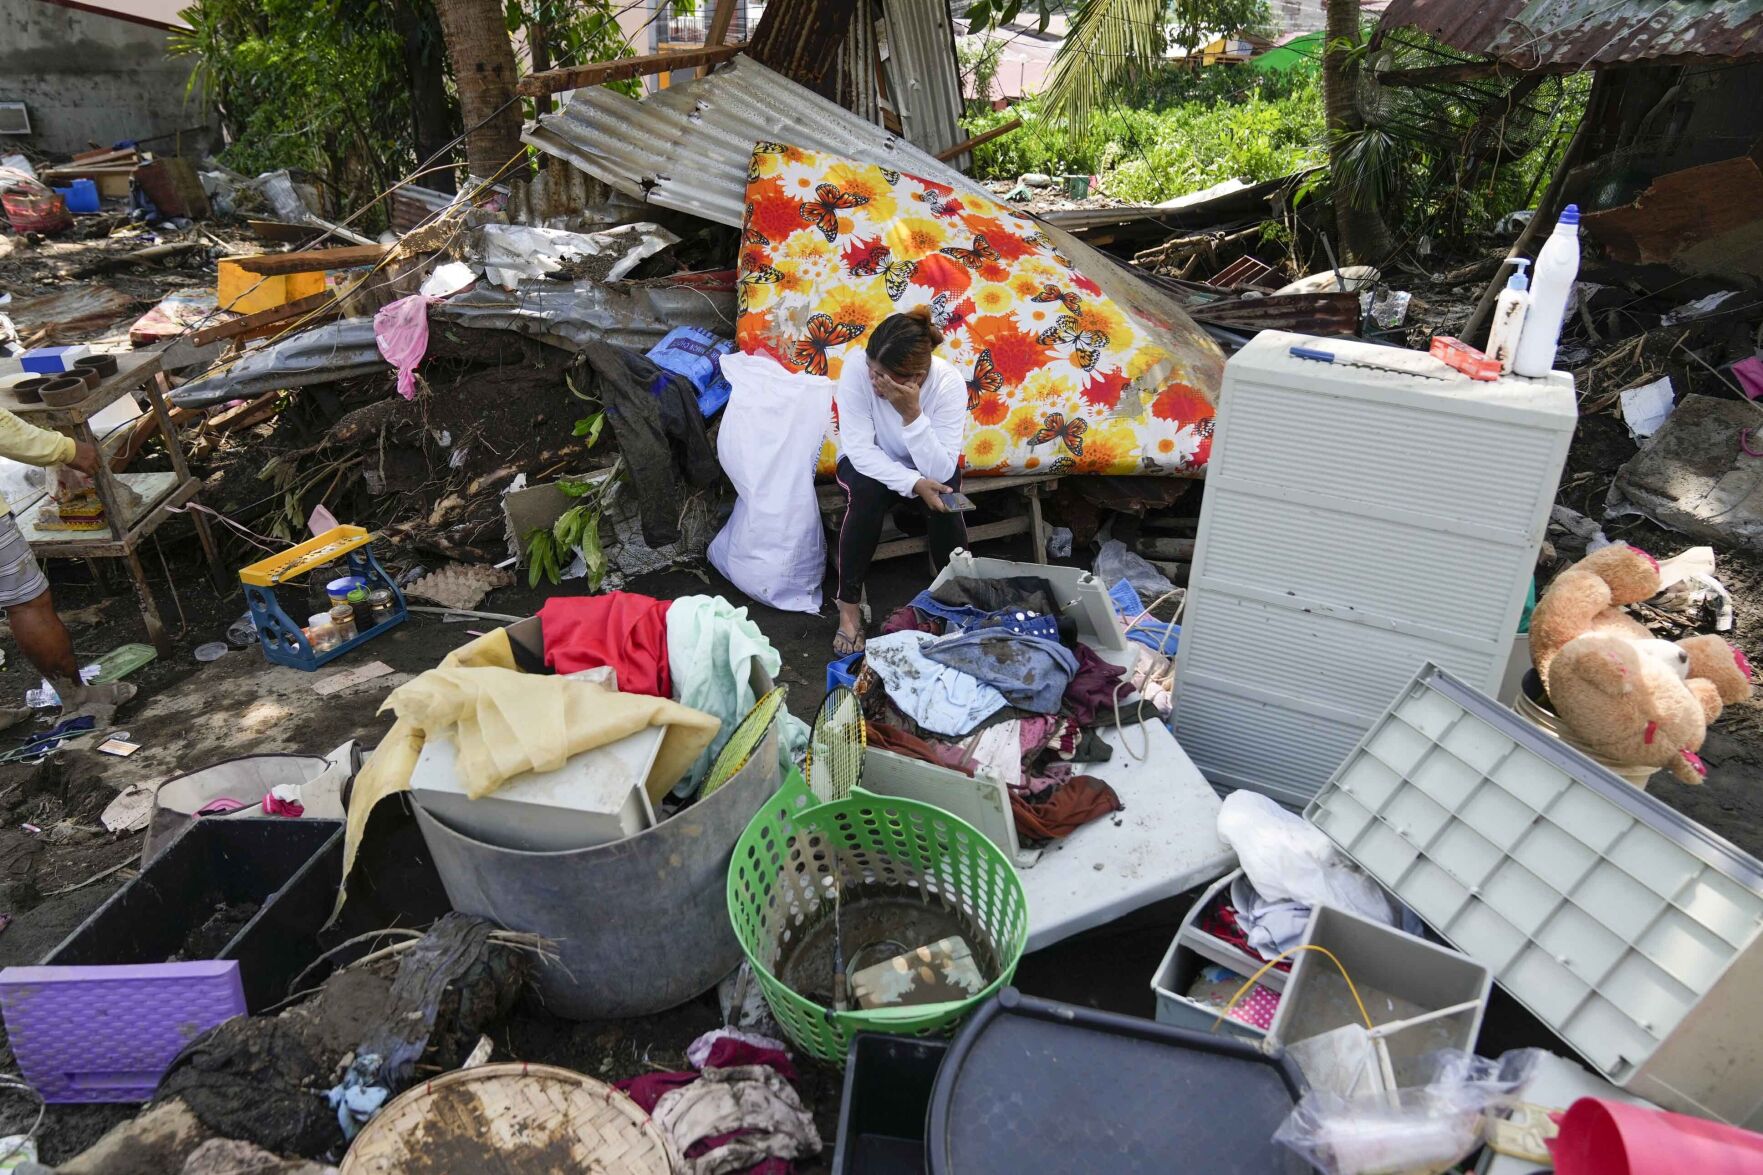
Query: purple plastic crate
0,961,245,1103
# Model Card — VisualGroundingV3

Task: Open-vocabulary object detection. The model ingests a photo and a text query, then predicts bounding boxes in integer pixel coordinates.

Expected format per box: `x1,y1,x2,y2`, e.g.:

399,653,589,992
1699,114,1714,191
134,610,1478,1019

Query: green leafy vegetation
525,474,613,589
173,0,421,225
963,69,1325,204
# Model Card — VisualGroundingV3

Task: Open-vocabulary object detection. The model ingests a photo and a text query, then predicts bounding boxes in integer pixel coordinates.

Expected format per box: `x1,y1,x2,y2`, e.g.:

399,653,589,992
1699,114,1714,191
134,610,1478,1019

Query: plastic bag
1094,539,1173,603
1274,1049,1541,1175
1216,791,1394,925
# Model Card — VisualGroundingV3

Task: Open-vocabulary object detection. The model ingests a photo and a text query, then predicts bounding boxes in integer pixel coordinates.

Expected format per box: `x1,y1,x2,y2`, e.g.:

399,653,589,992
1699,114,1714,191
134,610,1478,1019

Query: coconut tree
433,0,525,181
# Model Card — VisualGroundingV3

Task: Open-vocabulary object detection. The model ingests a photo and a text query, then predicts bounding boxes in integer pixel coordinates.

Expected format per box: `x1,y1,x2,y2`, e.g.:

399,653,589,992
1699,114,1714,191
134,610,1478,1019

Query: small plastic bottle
1512,205,1581,377
1485,258,1531,376
307,613,338,652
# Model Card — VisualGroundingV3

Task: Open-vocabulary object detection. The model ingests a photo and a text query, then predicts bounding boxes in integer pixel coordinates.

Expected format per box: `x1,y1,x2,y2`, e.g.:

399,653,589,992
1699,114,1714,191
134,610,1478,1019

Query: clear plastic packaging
1273,1049,1541,1175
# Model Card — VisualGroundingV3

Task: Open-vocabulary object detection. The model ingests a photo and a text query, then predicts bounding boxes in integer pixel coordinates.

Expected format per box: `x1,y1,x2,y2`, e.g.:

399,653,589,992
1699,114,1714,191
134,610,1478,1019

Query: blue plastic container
826,650,863,694
64,179,100,214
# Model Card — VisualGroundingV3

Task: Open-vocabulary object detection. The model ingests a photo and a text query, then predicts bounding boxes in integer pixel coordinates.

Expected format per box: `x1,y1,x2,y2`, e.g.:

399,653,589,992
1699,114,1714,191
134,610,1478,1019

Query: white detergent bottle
1512,205,1581,377
1486,258,1530,375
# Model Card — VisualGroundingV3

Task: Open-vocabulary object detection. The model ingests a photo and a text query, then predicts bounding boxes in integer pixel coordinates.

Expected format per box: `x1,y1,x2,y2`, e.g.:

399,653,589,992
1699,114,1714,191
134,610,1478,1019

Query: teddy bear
1529,544,1752,784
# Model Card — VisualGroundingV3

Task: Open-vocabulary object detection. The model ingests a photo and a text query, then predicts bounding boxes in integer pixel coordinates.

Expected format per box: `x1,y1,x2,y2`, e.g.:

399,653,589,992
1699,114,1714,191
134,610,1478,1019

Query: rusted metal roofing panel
745,0,861,99
837,0,880,126
1379,0,1763,68
880,0,968,162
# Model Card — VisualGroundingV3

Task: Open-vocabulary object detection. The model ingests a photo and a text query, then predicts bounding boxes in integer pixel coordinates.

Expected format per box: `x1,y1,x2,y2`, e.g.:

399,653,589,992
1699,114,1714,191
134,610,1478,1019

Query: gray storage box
1308,663,1763,1127
1179,869,1289,993
1150,936,1268,1043
1267,904,1491,1091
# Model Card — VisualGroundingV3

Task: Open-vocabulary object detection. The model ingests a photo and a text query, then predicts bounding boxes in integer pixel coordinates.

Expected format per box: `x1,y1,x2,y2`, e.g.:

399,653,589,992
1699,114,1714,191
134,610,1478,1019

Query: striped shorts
0,513,48,609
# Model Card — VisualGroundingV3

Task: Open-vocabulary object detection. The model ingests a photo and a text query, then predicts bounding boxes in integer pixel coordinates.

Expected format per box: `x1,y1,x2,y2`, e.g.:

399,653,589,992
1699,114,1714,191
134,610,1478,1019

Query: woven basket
339,1063,677,1173
727,769,1029,1063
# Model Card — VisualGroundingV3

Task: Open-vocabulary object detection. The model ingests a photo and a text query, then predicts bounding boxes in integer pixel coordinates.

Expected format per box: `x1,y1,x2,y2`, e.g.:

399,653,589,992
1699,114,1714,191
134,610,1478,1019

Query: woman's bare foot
834,600,866,656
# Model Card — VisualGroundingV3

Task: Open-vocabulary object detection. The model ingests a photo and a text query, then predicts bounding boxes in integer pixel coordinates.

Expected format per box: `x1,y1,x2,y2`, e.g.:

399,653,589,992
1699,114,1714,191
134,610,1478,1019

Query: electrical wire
1212,943,1374,1034
0,1074,46,1165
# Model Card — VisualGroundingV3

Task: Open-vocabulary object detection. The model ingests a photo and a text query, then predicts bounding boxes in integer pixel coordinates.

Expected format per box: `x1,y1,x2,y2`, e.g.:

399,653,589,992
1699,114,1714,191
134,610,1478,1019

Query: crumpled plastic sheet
430,283,681,353
476,222,680,289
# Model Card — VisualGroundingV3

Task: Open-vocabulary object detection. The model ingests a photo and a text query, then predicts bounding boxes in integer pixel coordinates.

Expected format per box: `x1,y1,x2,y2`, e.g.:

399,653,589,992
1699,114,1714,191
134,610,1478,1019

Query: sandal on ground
832,628,866,657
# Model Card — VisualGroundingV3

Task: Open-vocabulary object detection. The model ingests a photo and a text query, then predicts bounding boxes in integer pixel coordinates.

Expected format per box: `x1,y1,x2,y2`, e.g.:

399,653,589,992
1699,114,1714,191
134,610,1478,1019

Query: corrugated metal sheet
522,53,1224,396
746,0,861,99
837,0,880,126
881,0,967,163
1379,0,1763,68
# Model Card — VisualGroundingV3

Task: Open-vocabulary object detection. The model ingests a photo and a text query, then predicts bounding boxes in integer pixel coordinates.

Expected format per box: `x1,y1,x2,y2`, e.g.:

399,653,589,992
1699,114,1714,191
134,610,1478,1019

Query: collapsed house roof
522,54,1225,397
1378,0,1763,69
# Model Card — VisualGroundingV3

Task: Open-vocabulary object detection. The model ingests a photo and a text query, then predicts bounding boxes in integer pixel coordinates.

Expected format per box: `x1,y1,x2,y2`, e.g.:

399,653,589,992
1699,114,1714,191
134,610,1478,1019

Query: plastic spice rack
238,525,406,670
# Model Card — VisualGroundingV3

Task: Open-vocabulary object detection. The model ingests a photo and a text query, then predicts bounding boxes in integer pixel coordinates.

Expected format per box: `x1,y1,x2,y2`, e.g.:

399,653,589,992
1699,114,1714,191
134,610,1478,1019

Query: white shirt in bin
834,353,966,497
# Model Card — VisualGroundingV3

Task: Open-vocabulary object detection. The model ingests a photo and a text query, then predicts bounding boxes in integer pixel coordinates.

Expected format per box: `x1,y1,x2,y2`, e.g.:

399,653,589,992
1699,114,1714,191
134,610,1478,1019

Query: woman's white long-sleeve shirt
833,353,966,497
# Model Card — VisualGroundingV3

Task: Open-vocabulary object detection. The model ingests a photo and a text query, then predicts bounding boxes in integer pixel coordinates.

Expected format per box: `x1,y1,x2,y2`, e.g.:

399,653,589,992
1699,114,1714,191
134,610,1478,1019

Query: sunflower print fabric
736,143,1217,478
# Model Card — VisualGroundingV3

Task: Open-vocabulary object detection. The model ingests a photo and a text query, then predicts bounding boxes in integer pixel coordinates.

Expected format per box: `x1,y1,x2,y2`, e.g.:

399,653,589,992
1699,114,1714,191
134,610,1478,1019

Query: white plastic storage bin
1172,330,1575,806
1179,869,1289,992
1266,903,1491,1093
1309,663,1763,1127
1150,937,1268,1044
411,728,661,852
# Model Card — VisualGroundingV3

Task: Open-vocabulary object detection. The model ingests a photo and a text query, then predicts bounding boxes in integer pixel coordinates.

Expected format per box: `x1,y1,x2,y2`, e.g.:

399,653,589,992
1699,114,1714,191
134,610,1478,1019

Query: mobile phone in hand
941,492,976,512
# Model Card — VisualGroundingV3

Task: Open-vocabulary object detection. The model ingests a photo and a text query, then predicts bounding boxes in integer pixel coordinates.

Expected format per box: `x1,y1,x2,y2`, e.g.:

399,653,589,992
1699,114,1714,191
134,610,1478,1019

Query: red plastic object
1430,335,1501,381
1549,1097,1763,1175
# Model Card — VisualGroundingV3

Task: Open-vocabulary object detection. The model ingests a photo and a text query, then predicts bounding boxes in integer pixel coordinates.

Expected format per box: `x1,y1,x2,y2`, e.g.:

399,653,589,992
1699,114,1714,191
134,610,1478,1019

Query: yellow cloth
0,409,75,516
334,626,721,916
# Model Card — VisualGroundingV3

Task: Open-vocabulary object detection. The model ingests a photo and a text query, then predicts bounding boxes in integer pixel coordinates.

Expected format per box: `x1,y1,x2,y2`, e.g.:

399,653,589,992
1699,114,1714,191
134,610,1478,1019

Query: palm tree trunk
434,0,525,182
390,0,460,193
1323,0,1395,264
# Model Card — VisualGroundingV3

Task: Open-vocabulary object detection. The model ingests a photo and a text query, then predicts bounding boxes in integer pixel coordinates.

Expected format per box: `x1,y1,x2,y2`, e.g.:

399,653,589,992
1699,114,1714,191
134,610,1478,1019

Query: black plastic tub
43,818,344,1011
928,988,1311,1174
833,1034,950,1174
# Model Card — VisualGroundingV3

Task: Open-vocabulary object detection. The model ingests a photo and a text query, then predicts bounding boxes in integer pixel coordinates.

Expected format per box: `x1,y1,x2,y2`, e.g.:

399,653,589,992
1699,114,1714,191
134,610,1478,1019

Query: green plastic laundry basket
727,768,1029,1063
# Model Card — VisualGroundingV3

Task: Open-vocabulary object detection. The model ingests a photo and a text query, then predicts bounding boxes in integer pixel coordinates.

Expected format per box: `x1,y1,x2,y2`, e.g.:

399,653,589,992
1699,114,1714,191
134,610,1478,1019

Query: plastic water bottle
1512,206,1581,377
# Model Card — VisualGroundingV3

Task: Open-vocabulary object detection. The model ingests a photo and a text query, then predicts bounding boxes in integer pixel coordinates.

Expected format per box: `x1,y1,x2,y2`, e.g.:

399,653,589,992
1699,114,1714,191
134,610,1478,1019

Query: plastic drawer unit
1172,330,1575,806
1308,663,1763,1127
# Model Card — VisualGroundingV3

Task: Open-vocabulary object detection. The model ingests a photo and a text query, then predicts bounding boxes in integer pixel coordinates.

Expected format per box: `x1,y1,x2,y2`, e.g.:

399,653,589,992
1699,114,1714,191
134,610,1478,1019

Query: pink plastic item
1734,355,1763,401
373,293,433,400
1550,1097,1763,1175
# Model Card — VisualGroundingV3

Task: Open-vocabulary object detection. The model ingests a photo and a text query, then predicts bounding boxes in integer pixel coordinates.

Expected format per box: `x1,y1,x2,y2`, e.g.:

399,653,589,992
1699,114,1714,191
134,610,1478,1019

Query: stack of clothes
617,1028,820,1174
855,574,1147,846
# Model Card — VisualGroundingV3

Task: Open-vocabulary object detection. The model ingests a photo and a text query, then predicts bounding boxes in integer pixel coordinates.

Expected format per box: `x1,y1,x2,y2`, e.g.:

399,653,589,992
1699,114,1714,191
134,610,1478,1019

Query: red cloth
1061,642,1127,725
1198,892,1293,973
539,593,673,696
1011,775,1122,842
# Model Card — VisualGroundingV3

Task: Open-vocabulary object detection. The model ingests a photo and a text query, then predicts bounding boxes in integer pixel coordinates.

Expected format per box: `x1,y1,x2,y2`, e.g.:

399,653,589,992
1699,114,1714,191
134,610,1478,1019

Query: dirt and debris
170,896,259,962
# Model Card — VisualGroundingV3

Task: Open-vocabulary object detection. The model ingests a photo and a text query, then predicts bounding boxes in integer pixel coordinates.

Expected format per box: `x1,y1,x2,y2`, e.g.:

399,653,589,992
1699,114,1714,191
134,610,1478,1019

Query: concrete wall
0,0,215,160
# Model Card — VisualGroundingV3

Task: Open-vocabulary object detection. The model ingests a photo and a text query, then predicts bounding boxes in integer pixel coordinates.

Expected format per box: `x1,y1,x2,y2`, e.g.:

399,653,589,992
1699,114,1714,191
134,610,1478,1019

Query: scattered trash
1367,288,1412,329
193,641,229,663
311,660,395,697
1046,526,1074,559
97,737,143,760
1618,375,1676,440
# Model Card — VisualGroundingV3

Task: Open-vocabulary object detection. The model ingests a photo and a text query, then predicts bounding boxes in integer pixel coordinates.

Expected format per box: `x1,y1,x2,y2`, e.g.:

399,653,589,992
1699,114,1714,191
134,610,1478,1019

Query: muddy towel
863,630,1007,738
923,630,1078,714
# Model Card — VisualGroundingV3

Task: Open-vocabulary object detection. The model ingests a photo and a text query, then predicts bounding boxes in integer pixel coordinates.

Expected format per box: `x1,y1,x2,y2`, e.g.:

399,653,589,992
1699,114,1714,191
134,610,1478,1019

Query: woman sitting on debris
833,306,967,655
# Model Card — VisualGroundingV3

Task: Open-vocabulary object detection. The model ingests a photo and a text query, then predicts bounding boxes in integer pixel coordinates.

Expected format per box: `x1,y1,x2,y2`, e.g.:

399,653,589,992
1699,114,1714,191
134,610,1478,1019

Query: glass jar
306,613,338,652
368,588,394,626
329,603,357,642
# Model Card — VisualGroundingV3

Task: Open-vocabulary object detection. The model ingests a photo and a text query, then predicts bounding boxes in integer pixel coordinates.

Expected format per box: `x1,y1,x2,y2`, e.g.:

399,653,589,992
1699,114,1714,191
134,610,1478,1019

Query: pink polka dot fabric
1228,984,1281,1030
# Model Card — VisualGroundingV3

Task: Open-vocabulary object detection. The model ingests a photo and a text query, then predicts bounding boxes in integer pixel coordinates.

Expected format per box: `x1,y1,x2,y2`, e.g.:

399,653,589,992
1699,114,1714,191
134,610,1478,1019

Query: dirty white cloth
1217,791,1394,927
1231,872,1312,959
373,293,432,401
863,630,1007,738
708,353,831,614
665,594,809,793
652,1064,821,1175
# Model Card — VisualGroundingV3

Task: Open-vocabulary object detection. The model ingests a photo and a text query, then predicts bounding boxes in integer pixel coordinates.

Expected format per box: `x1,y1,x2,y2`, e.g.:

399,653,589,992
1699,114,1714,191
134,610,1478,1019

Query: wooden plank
700,0,739,76
935,117,1023,163
229,245,388,276
875,517,1027,560
188,291,338,347
518,44,745,97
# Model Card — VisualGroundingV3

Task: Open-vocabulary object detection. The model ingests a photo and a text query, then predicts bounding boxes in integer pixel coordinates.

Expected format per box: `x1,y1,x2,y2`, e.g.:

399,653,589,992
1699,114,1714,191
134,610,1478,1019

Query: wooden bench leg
1028,486,1047,564
124,549,171,657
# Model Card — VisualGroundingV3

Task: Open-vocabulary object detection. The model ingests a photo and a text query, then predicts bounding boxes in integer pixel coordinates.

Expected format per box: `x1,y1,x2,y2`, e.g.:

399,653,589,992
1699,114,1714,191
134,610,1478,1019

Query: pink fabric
261,793,304,817
1227,985,1281,1030
1735,356,1763,401
373,293,433,400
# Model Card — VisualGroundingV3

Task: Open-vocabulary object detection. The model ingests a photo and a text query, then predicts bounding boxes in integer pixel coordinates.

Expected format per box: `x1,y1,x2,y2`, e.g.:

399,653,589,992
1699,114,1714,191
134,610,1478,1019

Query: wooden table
9,352,225,655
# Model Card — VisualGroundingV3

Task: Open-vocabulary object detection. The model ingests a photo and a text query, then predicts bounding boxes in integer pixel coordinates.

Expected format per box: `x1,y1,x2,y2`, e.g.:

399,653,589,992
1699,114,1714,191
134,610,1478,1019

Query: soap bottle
1485,258,1531,375
1512,205,1581,377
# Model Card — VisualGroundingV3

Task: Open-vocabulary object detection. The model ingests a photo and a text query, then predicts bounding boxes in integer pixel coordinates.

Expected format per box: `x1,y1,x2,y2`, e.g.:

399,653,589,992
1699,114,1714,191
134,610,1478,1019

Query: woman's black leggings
835,457,967,605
